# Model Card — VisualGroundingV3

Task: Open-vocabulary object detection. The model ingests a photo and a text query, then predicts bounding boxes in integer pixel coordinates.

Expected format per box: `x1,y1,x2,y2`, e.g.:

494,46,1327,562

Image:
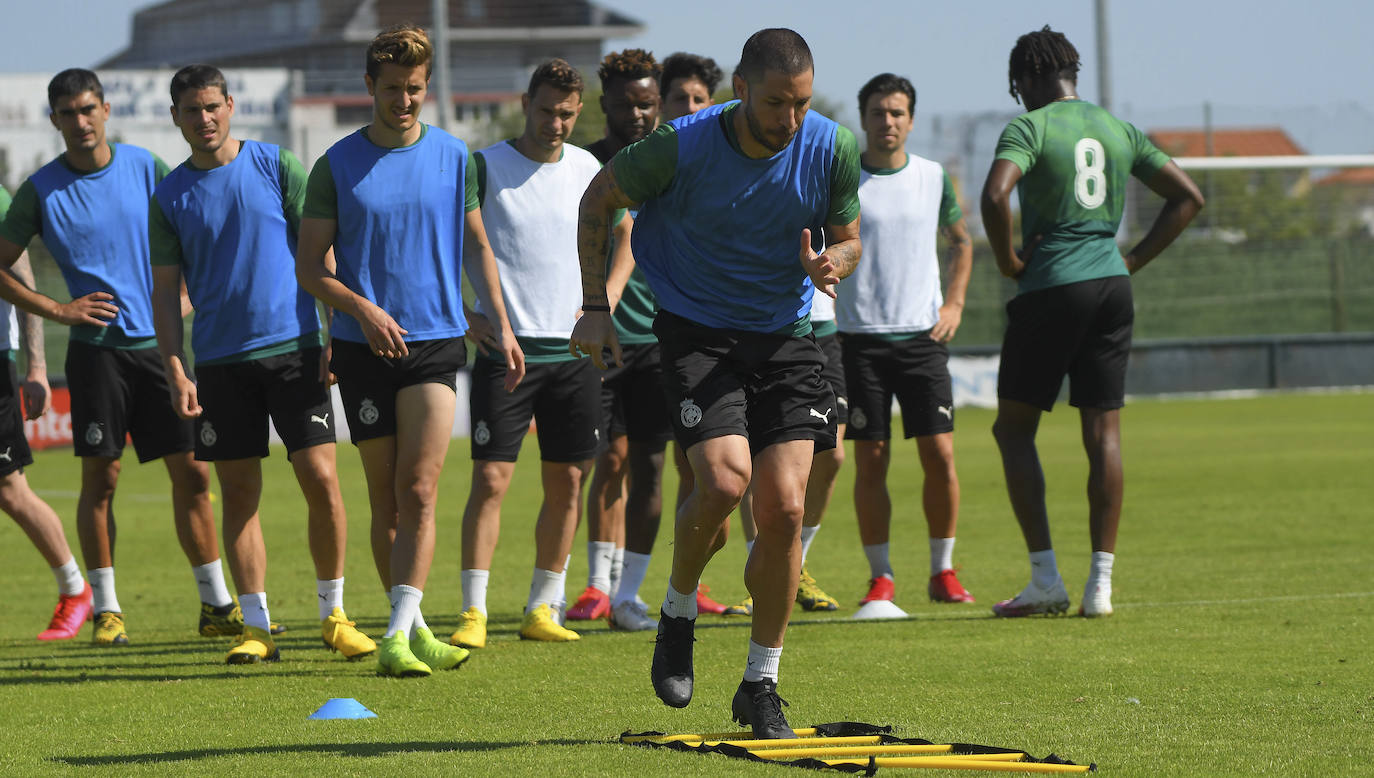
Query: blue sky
4,0,1371,152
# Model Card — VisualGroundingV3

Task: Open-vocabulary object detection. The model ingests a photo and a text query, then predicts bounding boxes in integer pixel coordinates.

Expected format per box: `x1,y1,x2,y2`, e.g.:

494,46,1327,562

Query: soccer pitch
2,392,1370,776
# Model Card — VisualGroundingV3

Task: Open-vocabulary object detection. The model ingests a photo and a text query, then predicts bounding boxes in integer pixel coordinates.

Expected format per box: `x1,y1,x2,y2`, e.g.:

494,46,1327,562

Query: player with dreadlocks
981,26,1203,618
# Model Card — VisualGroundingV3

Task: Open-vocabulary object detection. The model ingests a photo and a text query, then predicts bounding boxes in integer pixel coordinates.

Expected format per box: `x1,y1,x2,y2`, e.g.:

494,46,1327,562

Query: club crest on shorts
200,421,218,447
850,407,868,430
680,398,702,428
473,420,491,446
84,422,103,446
358,398,380,425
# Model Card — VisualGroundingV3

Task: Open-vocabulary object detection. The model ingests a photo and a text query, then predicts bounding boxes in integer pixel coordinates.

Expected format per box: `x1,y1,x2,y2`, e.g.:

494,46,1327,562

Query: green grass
2,392,1371,776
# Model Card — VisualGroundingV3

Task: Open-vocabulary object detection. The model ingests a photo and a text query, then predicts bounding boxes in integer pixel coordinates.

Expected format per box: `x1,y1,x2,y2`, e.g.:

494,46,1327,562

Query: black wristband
582,304,611,312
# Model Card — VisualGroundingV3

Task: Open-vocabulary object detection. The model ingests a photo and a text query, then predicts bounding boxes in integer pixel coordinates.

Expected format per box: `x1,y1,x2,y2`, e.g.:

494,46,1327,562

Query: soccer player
0,69,227,647
150,64,375,664
981,27,1202,617
569,49,674,630
297,25,523,677
453,59,617,646
571,28,861,738
837,73,975,608
0,184,92,642
660,52,723,122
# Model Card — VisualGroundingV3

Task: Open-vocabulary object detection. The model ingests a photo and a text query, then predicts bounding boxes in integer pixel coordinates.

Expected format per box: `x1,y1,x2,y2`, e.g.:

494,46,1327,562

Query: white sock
587,540,615,593
661,579,698,620
744,639,783,682
89,566,121,614
863,543,893,579
53,557,84,597
1029,549,1060,589
412,609,429,633
615,551,652,607
317,577,344,621
527,567,566,612
462,569,490,614
239,591,271,632
192,560,233,607
799,526,819,563
930,537,956,575
386,584,422,639
610,546,625,597
1087,551,1115,589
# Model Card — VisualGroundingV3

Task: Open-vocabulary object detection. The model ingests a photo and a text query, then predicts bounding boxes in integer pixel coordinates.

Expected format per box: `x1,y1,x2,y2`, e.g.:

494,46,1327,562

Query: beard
744,102,795,154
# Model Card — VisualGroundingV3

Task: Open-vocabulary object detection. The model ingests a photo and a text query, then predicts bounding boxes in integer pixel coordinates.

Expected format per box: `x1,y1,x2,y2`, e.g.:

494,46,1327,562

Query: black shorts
0,359,34,476
998,276,1134,412
194,347,335,461
815,332,849,426
66,341,195,463
841,331,954,440
470,357,602,463
599,341,672,448
654,310,836,457
330,338,465,444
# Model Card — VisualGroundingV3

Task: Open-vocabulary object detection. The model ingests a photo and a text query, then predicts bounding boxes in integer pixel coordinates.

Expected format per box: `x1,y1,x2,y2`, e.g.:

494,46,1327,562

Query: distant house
1314,167,1374,237
98,0,643,158
1148,127,1306,159
1128,127,1311,240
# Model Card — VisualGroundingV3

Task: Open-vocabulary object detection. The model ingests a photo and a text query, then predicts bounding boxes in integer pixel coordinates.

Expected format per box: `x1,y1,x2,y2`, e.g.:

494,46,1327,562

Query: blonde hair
366,24,433,80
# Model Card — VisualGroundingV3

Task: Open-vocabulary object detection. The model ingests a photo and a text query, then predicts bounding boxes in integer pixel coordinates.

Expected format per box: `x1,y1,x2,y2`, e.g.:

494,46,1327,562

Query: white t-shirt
836,153,960,334
475,140,603,339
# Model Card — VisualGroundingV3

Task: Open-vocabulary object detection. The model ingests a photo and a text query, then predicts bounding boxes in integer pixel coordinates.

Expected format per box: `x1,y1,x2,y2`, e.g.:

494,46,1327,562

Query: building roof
1148,127,1306,158
99,0,642,68
1315,167,1374,186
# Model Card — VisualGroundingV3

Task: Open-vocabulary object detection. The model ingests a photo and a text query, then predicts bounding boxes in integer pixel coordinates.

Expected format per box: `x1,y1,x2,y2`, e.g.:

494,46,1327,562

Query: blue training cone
309,698,378,720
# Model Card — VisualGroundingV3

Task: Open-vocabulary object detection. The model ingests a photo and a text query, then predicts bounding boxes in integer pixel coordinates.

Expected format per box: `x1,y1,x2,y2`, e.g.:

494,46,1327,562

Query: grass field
1,392,1371,776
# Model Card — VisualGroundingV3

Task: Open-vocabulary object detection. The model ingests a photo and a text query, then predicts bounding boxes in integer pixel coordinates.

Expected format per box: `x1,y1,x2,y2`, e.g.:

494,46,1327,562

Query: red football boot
859,575,895,605
928,569,975,603
37,582,93,640
565,586,610,621
695,584,727,615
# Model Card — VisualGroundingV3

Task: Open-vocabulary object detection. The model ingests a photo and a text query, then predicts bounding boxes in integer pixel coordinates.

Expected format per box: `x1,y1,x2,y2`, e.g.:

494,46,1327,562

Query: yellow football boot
519,603,580,642
450,607,488,648
411,626,470,670
226,625,279,664
93,611,129,646
321,607,377,659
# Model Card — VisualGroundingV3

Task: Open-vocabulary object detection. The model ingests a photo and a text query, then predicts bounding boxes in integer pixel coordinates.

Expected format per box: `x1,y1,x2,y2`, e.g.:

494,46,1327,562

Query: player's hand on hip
19,375,51,420
799,228,839,298
569,311,621,370
357,300,409,358
55,292,118,326
464,312,497,357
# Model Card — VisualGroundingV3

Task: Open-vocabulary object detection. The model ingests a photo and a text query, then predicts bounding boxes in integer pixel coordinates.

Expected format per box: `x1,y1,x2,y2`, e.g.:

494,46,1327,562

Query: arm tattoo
577,167,634,307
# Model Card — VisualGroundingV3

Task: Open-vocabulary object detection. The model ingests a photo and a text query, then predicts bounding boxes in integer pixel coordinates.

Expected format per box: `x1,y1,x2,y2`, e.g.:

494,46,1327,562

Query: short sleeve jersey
150,140,321,364
614,101,861,333
0,143,169,347
994,99,1169,294
303,125,479,344
0,188,21,351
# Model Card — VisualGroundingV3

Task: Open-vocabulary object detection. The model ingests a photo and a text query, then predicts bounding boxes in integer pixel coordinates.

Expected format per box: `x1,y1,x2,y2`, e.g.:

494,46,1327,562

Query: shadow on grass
51,738,601,766
0,668,322,685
